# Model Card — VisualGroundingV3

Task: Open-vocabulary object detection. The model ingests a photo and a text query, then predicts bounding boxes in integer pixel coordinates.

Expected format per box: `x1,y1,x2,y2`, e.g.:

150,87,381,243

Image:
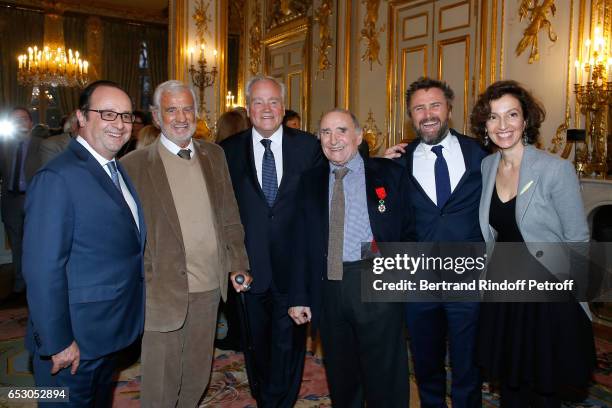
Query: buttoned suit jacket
23,138,146,360
220,126,325,293
121,138,250,332
288,157,416,331
396,129,487,242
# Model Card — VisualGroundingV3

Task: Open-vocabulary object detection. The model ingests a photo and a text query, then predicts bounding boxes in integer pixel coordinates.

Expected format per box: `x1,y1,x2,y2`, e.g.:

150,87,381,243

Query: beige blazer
122,138,249,332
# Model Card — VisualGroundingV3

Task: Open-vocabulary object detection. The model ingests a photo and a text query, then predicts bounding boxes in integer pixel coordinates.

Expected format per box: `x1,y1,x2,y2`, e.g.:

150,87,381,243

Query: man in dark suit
221,75,324,407
289,109,411,407
22,80,146,406
385,77,486,408
122,80,251,408
0,107,42,298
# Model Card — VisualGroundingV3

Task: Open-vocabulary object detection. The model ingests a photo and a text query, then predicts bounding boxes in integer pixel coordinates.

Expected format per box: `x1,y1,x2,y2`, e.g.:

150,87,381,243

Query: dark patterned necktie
327,166,349,280
177,149,191,160
260,139,278,207
431,145,451,208
106,161,121,191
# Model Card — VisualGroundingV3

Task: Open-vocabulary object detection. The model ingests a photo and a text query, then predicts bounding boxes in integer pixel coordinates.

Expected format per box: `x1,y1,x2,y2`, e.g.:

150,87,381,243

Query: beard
413,117,449,145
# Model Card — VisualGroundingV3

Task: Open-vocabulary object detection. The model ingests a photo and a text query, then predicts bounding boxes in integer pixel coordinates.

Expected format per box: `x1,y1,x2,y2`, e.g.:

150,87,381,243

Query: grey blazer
479,145,591,315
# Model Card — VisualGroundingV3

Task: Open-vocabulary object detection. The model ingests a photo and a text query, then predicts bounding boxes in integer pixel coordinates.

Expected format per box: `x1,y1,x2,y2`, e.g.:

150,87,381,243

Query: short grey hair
319,108,362,132
151,80,199,117
245,75,286,105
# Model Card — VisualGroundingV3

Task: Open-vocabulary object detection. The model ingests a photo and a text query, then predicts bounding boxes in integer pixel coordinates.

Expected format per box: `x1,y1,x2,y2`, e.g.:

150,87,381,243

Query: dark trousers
320,261,409,408
32,351,117,407
241,287,306,408
405,301,481,408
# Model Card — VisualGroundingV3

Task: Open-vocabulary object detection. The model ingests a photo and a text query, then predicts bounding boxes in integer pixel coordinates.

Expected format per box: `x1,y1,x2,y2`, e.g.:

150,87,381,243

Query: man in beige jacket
122,80,252,408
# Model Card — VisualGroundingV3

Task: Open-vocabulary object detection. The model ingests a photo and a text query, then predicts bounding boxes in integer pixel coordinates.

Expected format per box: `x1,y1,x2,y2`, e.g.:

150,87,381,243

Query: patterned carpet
0,305,610,407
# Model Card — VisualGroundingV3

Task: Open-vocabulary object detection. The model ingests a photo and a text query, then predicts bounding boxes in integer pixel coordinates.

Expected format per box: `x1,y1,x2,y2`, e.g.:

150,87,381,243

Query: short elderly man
23,80,146,406
122,80,250,408
289,109,412,407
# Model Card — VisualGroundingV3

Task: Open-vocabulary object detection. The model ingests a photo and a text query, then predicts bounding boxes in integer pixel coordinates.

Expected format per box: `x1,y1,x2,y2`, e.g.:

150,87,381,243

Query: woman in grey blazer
470,80,596,407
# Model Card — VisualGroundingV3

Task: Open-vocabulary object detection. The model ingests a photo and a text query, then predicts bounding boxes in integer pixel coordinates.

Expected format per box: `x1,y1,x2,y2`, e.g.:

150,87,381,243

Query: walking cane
235,274,262,406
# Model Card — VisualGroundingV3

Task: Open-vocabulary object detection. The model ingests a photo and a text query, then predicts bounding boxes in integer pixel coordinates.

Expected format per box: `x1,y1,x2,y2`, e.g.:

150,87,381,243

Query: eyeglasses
85,109,135,124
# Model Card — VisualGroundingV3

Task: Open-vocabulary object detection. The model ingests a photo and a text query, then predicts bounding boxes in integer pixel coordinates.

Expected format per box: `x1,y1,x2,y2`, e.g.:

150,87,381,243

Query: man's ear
76,110,87,128
151,110,161,128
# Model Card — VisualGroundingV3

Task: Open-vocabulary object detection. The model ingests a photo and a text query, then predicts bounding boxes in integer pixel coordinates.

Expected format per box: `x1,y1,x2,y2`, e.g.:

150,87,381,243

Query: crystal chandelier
18,46,89,88
16,12,89,88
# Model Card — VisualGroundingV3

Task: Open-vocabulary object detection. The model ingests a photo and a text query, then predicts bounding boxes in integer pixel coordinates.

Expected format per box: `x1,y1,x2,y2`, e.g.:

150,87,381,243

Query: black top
490,185,523,242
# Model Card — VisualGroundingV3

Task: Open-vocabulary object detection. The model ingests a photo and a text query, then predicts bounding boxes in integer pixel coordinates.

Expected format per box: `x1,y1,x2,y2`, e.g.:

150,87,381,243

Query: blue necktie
431,145,451,208
106,161,121,191
261,139,278,207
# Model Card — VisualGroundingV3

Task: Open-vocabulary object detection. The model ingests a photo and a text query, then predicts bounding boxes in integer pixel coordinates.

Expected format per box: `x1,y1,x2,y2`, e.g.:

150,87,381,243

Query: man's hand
288,306,312,325
230,271,253,293
51,341,80,375
383,143,408,159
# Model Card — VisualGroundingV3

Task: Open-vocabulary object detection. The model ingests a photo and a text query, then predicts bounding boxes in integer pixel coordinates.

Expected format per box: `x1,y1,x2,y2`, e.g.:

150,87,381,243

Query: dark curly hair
470,80,545,145
405,77,454,118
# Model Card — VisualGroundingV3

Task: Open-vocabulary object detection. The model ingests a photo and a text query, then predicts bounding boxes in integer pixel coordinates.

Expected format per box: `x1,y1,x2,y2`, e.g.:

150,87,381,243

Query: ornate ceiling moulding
4,0,168,25
266,0,312,31
361,0,384,70
249,0,263,75
515,0,558,63
314,0,333,78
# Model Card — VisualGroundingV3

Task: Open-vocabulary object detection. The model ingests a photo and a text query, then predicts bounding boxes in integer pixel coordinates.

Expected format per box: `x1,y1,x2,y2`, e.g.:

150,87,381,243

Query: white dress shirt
412,131,466,205
76,136,140,229
159,132,195,158
252,126,283,188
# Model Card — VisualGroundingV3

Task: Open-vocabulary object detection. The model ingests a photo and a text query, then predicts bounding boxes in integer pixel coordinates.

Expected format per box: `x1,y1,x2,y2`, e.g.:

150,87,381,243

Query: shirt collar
159,132,195,155
252,126,283,146
76,135,116,167
415,129,457,156
329,151,363,175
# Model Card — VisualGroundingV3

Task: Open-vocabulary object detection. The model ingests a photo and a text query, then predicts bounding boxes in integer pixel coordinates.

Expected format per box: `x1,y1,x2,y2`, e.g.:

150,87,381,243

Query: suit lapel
117,161,147,245
406,141,438,208
145,141,185,250
194,141,221,216
319,166,330,248
516,145,540,227
71,140,136,223
451,132,474,196
278,127,294,197
480,152,500,240
364,160,384,242
244,130,268,204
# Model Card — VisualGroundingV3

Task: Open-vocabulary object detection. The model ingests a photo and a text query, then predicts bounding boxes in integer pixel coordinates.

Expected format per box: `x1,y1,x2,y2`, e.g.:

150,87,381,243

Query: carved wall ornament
314,0,333,78
266,0,311,29
249,0,263,75
515,0,558,63
192,0,212,46
360,0,384,70
363,109,385,154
